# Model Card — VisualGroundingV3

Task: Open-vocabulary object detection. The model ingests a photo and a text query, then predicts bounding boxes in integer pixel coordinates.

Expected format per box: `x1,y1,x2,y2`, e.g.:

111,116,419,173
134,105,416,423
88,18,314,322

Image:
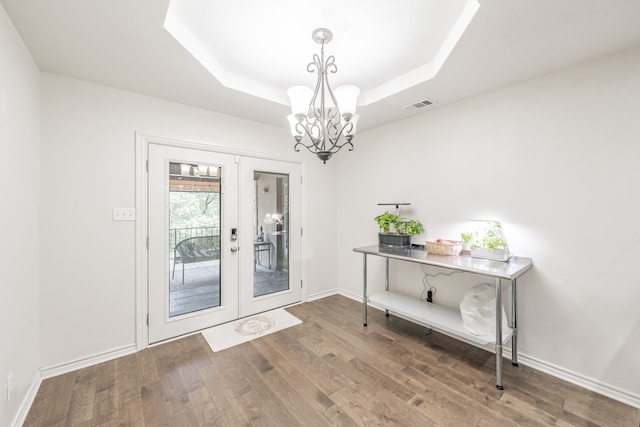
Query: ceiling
163,0,479,106
3,0,640,132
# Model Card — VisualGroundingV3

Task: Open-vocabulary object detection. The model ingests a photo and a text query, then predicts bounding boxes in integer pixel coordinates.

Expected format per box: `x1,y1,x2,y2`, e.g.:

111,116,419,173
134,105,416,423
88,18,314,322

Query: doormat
201,308,302,352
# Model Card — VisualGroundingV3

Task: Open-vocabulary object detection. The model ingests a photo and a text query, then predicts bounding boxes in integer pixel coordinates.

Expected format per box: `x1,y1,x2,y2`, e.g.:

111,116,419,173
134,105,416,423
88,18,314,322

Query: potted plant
460,221,511,261
375,211,425,250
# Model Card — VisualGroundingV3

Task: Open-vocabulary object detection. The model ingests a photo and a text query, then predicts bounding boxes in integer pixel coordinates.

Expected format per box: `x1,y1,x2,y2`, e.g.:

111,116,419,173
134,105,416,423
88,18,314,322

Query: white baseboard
24,295,640,418
510,350,640,409
306,288,341,302
336,288,364,303
306,287,363,303
10,371,41,427
13,344,136,426
307,290,640,409
41,344,137,379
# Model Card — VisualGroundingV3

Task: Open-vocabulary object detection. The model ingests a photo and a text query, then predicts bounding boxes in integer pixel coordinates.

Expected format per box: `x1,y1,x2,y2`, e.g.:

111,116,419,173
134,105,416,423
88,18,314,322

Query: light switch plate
113,208,135,221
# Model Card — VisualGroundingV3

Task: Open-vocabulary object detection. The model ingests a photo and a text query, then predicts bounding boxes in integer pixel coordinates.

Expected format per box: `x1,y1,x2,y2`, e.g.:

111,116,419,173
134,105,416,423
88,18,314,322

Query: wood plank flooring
24,295,639,426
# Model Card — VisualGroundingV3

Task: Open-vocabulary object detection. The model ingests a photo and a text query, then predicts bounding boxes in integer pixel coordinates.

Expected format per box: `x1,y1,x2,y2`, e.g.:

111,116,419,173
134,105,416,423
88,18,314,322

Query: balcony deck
169,260,288,317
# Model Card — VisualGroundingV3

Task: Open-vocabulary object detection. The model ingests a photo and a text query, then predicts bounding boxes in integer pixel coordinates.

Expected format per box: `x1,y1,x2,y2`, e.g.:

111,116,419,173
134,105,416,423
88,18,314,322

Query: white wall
336,46,640,403
13,4,638,414
0,4,41,426
39,73,338,368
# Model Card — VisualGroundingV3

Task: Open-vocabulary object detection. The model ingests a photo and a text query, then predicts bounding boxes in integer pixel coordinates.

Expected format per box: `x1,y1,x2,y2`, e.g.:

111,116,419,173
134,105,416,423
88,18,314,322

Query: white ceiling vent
406,98,437,110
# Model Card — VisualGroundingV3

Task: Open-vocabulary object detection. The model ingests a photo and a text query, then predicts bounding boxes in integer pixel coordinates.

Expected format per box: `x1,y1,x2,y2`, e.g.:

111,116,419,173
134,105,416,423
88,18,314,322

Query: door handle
230,246,238,252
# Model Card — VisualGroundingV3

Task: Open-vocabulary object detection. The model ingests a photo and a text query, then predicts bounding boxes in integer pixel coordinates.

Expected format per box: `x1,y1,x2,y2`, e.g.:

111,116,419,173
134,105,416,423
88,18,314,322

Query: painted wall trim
319,289,640,409
306,288,341,302
40,344,137,380
336,288,364,303
510,351,640,409
307,288,364,303
10,372,41,427
19,290,639,424
135,133,149,350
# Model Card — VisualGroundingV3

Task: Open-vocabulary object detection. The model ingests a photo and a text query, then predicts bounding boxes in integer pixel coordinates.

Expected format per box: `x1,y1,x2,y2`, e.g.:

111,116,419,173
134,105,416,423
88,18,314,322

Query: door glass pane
169,162,221,317
253,171,289,297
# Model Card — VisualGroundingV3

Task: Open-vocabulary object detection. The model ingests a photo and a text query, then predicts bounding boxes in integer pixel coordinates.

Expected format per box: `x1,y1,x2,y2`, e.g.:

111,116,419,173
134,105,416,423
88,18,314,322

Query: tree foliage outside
170,191,220,230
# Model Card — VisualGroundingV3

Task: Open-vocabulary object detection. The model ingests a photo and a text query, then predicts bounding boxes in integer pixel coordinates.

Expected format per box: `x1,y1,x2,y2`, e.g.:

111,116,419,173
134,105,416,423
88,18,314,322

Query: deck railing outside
169,226,220,260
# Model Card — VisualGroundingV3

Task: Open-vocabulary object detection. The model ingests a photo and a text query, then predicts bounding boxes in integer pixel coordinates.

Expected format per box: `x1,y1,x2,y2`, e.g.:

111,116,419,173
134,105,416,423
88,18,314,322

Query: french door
147,143,302,343
238,156,302,317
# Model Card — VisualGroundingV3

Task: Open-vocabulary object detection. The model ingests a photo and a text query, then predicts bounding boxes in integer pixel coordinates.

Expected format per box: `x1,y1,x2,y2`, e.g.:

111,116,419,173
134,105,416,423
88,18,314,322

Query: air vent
405,98,436,110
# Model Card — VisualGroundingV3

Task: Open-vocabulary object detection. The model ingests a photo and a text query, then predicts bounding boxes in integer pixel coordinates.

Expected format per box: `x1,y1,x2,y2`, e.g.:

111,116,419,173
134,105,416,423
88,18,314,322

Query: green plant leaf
375,212,424,236
374,212,399,234
461,225,506,250
403,219,424,236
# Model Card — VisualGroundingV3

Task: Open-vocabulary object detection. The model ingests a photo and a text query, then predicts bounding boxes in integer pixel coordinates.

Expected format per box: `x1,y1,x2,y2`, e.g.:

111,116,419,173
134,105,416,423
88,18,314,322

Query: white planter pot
470,247,511,262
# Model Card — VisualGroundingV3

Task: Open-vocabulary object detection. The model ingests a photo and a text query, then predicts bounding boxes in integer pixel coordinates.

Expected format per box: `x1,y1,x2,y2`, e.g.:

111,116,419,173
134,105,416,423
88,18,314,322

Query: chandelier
287,28,360,164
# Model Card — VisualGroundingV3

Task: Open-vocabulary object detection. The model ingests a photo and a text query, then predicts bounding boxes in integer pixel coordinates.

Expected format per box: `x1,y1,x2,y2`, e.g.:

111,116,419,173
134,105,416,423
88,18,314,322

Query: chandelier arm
295,121,324,150
307,119,326,151
307,54,320,73
322,120,353,151
324,56,339,126
308,54,323,121
324,120,341,143
294,118,355,155
338,140,355,152
321,60,341,125
294,134,353,155
327,139,355,154
294,139,319,153
325,55,337,74
293,135,321,152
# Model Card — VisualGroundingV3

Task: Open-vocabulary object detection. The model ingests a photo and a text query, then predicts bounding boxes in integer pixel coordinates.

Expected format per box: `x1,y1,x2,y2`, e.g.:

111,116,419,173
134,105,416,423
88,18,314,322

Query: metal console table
354,245,533,390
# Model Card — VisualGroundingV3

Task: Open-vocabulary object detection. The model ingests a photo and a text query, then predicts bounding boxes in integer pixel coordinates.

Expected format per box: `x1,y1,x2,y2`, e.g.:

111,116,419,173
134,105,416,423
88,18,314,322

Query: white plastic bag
460,283,511,339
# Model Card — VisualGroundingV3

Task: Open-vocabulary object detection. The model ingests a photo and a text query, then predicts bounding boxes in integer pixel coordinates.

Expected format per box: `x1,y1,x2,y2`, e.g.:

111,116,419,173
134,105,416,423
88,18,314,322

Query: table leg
363,253,368,326
511,277,518,366
495,277,504,390
385,258,390,317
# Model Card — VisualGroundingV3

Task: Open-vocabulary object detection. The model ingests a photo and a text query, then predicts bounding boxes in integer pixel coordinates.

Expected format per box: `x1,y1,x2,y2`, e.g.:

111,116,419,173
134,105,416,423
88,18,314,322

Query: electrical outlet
7,374,13,401
113,207,135,221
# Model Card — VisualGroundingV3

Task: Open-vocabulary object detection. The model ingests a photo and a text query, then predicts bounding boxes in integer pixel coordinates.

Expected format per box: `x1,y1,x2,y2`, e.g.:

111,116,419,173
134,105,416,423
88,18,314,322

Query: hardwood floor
24,295,639,426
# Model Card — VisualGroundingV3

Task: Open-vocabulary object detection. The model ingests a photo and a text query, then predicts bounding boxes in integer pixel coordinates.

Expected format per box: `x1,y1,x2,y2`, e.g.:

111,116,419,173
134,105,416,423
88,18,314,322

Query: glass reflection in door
169,162,221,317
254,171,289,297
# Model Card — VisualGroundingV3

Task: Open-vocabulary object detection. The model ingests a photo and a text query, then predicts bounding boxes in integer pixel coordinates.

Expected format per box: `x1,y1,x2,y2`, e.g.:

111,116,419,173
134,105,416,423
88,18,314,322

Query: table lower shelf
368,291,512,348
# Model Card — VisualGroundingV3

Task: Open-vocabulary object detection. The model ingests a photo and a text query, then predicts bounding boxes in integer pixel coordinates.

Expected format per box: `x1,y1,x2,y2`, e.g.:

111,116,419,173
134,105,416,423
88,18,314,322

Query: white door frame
135,133,307,349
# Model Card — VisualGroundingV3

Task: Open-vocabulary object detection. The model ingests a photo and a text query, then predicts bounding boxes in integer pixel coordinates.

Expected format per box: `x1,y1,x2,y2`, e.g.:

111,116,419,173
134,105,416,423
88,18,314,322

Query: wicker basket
425,239,463,255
